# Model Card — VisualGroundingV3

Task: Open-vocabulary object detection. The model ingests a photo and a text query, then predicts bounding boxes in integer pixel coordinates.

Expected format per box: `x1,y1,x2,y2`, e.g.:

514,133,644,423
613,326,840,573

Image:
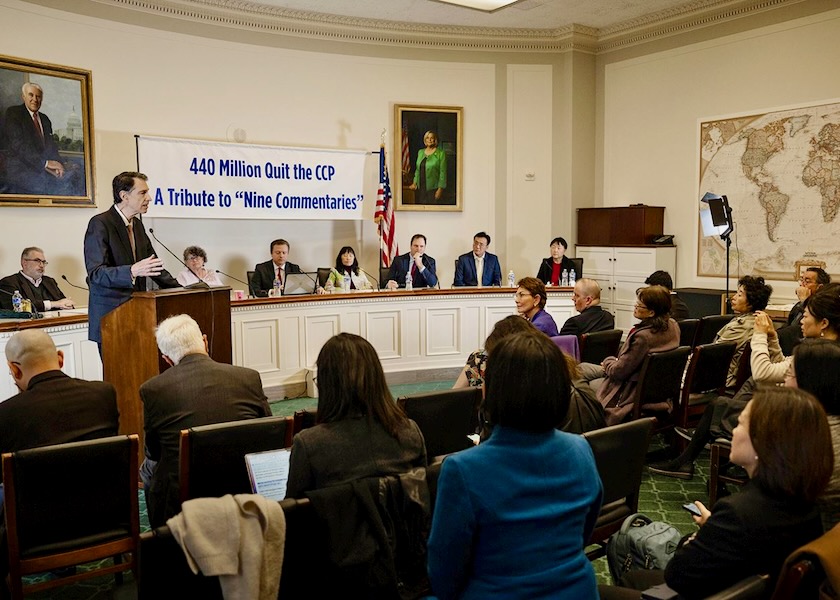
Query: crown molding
87,0,807,54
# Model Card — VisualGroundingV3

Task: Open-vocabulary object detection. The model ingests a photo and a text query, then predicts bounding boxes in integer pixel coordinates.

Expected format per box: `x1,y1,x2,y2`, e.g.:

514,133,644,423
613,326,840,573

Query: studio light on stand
700,192,734,311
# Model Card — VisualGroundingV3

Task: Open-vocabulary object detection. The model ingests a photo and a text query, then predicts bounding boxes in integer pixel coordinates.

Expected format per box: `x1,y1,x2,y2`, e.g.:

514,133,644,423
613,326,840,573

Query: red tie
32,112,44,143
276,267,283,284
410,263,416,284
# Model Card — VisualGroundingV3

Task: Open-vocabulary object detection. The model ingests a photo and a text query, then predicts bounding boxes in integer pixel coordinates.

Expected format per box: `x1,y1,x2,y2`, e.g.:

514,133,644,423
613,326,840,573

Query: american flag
401,127,411,175
375,146,398,267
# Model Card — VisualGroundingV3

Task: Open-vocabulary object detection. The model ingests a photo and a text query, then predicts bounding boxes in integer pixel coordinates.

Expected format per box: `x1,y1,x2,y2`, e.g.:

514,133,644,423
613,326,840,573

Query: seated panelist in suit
140,315,271,528
386,233,438,289
453,231,502,287
536,236,578,285
250,238,303,297
559,278,615,337
83,171,179,346
0,246,74,311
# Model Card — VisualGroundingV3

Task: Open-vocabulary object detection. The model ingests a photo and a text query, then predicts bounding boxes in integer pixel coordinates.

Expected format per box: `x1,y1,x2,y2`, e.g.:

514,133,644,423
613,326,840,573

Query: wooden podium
101,287,232,451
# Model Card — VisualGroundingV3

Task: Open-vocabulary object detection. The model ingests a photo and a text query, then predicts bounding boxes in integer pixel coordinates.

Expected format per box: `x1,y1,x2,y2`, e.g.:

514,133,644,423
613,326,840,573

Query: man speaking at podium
84,171,179,346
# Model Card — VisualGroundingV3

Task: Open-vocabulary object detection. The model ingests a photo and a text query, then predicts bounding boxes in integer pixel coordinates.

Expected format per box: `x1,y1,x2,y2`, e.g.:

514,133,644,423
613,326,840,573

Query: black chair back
293,407,318,436
583,417,654,559
579,328,623,364
316,267,331,287
179,416,293,502
678,318,700,348
3,435,140,599
685,342,737,395
246,270,257,296
397,387,481,461
632,346,691,424
695,314,734,346
569,257,584,279
731,341,753,393
379,266,392,289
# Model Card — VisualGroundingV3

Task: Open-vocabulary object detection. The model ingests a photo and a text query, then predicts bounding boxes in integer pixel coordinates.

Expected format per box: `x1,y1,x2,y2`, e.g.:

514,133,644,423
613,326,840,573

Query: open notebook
245,448,291,501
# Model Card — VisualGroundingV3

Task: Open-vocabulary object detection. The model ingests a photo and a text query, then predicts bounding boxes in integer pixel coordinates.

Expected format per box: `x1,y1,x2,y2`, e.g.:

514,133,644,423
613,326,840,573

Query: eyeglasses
634,302,649,310
23,258,48,266
514,291,533,299
186,256,202,261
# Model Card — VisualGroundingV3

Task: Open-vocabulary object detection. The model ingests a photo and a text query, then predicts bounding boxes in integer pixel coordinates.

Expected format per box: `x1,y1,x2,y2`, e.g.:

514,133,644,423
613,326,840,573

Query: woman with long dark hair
285,333,425,496
321,246,373,293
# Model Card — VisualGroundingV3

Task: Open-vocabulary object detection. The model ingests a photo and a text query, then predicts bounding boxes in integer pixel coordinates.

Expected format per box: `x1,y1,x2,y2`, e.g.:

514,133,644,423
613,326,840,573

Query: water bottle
343,273,351,291
405,271,413,290
561,269,569,287
11,290,23,312
569,268,576,287
273,276,282,297
507,270,515,288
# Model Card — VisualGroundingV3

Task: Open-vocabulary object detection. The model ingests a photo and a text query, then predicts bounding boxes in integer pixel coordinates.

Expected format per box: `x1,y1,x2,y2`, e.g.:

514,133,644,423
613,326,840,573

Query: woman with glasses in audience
514,276,559,336
428,330,603,599
176,245,223,287
285,333,426,497
602,387,833,599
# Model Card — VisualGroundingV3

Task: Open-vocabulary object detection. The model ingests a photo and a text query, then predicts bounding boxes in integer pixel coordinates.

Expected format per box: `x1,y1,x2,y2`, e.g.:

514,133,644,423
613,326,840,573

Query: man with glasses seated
777,266,831,355
0,246,74,311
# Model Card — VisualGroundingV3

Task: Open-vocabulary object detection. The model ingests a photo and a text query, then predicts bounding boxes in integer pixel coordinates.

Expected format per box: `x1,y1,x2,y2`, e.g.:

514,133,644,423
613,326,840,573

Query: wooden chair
2,435,140,600
674,342,737,434
316,267,331,287
678,318,700,348
579,328,623,365
397,387,482,462
631,346,692,436
178,416,293,503
695,314,734,346
293,407,318,436
708,441,748,507
772,523,840,599
583,417,655,560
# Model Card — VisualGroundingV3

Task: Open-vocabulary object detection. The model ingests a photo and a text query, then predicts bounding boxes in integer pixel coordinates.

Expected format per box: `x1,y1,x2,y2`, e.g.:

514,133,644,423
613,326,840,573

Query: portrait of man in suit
453,231,502,287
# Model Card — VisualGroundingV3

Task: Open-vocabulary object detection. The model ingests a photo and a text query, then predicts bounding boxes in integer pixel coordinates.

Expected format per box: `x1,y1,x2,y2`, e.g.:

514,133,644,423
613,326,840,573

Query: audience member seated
175,245,223,287
714,275,773,387
601,387,833,600
579,285,680,425
562,355,607,434
515,276,559,337
559,278,615,336
140,314,271,528
777,266,830,354
318,246,373,293
428,330,603,599
536,236,577,285
644,270,689,320
790,340,840,532
750,285,840,383
0,330,118,503
453,231,501,287
386,233,438,289
453,314,534,389
0,246,74,311
285,333,426,497
250,238,302,296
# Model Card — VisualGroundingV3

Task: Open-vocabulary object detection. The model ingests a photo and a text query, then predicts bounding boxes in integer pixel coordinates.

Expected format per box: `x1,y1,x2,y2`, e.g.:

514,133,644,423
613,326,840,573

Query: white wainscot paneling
426,308,460,356
305,314,340,366
368,310,400,359
240,319,278,373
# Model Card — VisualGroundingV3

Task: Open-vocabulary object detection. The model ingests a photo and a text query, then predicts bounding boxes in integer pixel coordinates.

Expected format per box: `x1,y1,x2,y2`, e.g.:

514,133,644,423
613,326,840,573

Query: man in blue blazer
386,234,438,289
453,231,502,286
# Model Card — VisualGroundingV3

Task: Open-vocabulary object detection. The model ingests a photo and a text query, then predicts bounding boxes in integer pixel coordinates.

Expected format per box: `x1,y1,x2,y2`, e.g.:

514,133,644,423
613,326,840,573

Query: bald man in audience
140,314,272,527
559,278,616,336
0,330,119,496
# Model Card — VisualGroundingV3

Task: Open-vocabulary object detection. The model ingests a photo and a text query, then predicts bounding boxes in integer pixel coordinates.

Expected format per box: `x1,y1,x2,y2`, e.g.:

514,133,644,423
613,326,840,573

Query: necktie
277,267,283,285
475,256,484,285
410,263,416,285
32,112,44,143
127,220,137,261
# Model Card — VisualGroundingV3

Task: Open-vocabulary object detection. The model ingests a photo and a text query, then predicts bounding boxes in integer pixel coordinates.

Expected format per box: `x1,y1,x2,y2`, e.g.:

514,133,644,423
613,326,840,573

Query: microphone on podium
358,267,380,290
61,274,89,291
0,288,44,319
147,228,209,289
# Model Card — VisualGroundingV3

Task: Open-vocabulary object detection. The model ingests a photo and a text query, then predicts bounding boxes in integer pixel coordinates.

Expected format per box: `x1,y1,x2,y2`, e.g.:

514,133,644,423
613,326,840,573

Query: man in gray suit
140,314,271,527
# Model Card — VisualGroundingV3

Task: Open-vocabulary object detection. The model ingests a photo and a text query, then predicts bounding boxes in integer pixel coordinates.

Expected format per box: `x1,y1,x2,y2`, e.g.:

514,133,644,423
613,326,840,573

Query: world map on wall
698,101,840,280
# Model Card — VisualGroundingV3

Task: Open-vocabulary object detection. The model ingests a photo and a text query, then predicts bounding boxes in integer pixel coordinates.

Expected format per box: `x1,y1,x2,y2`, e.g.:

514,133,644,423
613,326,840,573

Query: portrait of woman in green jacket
410,130,447,204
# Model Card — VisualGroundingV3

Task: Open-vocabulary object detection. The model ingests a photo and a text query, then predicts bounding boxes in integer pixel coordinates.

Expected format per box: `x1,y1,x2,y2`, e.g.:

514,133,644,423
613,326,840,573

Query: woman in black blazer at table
536,236,578,285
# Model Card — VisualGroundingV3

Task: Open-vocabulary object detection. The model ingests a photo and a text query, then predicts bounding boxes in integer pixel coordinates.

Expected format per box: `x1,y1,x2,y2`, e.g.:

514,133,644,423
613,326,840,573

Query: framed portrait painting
393,104,462,212
0,54,95,207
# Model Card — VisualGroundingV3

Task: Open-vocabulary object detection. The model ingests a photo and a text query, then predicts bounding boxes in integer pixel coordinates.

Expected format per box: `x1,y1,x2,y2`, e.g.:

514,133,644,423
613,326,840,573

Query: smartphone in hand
682,502,701,517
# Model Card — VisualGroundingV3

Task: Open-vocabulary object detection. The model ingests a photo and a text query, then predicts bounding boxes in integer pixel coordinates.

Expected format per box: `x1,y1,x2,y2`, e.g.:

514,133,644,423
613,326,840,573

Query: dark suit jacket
536,256,577,284
387,253,438,288
0,272,66,311
250,259,302,296
0,370,119,483
2,104,62,194
140,353,271,527
670,293,690,320
83,206,178,343
559,305,615,337
665,481,823,599
453,252,501,286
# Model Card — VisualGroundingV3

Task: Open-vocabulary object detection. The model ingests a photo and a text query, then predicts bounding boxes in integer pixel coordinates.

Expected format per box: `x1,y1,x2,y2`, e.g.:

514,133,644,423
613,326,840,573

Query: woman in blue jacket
428,329,603,599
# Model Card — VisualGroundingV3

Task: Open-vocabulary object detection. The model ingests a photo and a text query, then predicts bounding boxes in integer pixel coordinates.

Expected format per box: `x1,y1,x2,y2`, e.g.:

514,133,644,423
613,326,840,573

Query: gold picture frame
393,104,462,212
0,54,95,207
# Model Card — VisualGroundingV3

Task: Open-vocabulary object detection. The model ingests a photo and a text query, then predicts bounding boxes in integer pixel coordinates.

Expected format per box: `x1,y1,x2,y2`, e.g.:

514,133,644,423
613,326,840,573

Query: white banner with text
136,136,367,220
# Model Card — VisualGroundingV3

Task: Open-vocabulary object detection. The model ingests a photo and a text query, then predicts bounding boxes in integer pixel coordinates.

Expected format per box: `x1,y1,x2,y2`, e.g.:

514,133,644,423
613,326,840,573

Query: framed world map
698,100,840,280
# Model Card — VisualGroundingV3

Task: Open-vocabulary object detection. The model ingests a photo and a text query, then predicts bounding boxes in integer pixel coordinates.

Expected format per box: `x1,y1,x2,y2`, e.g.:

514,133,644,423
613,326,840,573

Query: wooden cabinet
577,206,665,246
575,245,677,333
